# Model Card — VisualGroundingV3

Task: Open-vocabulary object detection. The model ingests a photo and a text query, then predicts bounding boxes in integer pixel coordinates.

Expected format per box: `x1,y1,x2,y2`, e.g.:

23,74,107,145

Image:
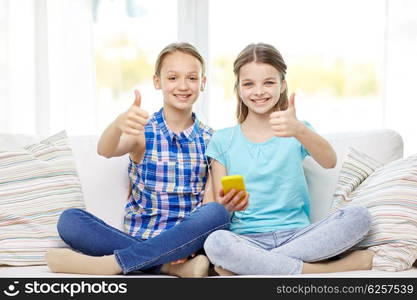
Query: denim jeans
204,205,372,275
57,202,230,274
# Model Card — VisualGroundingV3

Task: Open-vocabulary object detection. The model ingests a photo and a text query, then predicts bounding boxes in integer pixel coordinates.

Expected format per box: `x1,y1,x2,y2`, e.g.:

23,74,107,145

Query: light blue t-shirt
206,123,313,234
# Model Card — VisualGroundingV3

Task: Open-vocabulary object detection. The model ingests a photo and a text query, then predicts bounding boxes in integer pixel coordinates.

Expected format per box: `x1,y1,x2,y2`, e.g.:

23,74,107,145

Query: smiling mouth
251,97,270,104
174,94,192,101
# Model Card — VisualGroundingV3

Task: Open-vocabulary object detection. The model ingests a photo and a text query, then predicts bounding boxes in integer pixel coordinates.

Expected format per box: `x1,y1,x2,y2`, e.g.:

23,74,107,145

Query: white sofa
1,129,417,278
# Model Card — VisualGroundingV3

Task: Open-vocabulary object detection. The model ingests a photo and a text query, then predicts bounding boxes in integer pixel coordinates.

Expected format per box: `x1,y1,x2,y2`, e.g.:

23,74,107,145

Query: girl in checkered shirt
45,42,233,277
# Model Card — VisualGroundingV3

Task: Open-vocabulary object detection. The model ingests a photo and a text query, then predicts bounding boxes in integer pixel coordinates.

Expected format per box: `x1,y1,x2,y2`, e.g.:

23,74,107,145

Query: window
2,0,417,156
0,0,96,136
208,0,386,133
93,0,177,132
0,0,36,134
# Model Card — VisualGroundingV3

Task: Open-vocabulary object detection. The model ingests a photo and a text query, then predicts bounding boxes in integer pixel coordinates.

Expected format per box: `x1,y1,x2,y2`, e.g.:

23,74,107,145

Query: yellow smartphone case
221,175,246,195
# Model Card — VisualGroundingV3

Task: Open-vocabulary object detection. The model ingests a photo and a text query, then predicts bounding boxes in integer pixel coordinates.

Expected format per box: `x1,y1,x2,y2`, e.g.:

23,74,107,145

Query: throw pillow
0,131,85,266
331,148,417,271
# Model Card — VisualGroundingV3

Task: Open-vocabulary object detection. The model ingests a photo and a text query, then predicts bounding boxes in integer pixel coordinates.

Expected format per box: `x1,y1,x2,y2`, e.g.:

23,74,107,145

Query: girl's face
238,61,286,117
154,51,206,112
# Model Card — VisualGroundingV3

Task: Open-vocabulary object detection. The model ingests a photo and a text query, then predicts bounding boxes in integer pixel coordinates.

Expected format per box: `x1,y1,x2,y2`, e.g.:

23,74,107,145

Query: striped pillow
0,131,85,266
331,148,417,271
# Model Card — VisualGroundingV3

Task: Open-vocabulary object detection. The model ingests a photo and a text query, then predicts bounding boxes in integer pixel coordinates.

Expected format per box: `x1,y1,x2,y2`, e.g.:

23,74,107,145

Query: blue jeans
57,202,230,274
204,205,371,275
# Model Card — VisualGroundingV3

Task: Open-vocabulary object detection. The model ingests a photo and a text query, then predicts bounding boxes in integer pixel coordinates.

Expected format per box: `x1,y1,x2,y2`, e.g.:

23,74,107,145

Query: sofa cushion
0,131,85,266
331,148,417,271
304,129,403,223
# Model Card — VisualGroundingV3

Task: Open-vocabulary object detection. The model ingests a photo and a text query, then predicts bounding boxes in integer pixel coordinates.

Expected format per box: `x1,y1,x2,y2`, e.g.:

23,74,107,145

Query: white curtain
0,0,96,137
1,0,417,156
385,0,417,156
0,0,36,135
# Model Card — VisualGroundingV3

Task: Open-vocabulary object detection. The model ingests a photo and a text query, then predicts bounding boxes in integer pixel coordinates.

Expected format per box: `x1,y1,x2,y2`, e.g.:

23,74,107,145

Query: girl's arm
202,174,215,204
202,160,225,204
295,124,337,169
97,90,148,162
270,93,336,169
205,159,249,211
97,121,144,159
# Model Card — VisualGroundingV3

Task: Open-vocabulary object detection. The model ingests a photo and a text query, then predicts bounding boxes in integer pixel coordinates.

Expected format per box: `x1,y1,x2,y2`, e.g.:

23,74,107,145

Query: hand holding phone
220,175,248,212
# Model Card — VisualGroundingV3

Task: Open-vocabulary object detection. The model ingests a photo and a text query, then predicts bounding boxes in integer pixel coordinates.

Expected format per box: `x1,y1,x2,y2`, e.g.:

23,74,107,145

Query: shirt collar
155,108,200,143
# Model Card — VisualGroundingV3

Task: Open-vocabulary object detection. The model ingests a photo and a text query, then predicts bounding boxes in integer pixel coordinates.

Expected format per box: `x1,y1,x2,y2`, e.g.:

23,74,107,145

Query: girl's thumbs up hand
116,89,150,136
133,89,142,107
269,92,302,138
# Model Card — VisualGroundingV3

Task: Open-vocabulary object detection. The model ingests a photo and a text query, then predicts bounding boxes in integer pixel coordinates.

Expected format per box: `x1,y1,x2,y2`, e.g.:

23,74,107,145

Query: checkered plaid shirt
124,108,213,239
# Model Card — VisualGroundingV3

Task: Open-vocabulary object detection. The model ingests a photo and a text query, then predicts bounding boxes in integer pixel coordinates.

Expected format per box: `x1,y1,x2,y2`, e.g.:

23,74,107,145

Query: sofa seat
2,265,417,278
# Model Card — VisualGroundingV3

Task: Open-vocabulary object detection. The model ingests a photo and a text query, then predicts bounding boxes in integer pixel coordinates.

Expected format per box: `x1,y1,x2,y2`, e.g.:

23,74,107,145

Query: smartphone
221,175,246,197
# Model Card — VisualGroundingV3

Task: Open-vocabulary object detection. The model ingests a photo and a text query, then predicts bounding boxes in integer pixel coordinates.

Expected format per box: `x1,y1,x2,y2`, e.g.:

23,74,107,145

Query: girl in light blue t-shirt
204,43,374,276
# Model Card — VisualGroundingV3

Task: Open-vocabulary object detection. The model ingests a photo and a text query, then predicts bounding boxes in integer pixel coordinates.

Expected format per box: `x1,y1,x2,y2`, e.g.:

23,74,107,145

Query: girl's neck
241,111,274,143
163,105,194,134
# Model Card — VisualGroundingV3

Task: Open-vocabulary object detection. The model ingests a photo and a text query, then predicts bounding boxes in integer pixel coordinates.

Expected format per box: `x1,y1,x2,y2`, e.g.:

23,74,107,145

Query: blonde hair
154,42,206,77
233,43,288,123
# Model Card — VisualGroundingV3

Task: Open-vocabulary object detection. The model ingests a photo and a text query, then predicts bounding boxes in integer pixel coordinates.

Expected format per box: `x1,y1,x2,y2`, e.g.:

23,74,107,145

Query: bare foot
302,249,375,274
214,265,236,276
341,249,374,270
161,255,210,278
45,248,122,275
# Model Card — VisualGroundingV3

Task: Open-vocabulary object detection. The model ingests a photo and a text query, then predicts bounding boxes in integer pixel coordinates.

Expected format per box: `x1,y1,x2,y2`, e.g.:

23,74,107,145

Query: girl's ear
200,76,207,91
280,80,287,94
153,74,161,89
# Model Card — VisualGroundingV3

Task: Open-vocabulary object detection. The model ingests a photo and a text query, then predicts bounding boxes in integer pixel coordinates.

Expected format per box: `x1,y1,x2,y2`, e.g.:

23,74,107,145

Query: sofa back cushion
304,129,403,223
68,136,129,231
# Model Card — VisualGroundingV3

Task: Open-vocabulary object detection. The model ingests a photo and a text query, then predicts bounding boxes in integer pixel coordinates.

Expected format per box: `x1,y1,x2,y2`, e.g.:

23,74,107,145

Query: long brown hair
233,43,288,123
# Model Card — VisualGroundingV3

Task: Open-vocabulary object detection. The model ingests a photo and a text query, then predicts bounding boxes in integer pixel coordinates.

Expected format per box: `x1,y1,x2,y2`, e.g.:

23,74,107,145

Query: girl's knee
57,208,85,237
200,202,230,227
58,208,83,225
342,205,372,233
343,205,371,220
204,230,233,262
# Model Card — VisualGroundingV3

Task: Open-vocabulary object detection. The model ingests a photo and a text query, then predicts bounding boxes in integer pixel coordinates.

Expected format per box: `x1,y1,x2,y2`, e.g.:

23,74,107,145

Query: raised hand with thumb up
269,92,301,138
116,89,150,137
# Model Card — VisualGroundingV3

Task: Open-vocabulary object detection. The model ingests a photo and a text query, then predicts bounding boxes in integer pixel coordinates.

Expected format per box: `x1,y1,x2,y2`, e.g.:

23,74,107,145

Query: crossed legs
46,202,229,277
205,206,374,275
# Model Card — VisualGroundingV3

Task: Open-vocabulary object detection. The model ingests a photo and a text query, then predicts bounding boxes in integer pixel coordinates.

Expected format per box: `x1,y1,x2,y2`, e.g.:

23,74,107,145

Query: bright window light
208,0,385,133
93,0,177,132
